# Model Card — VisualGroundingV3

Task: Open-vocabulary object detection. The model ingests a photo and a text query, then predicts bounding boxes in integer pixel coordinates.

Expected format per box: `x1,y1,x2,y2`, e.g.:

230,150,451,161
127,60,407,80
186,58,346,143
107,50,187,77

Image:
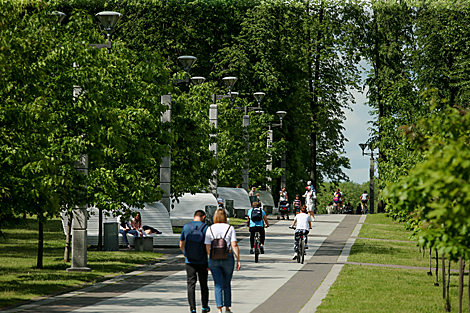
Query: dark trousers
185,263,209,310
249,226,265,248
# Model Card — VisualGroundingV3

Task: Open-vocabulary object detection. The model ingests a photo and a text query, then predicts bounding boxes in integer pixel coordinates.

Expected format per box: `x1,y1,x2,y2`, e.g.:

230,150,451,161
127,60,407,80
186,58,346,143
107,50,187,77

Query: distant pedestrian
303,186,316,221
249,186,256,196
180,210,211,313
217,193,224,208
205,209,241,313
360,191,369,214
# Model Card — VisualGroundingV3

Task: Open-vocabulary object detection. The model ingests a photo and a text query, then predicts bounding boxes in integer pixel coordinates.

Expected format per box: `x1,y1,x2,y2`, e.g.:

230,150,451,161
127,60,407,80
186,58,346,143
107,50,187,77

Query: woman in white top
289,206,312,259
205,209,241,313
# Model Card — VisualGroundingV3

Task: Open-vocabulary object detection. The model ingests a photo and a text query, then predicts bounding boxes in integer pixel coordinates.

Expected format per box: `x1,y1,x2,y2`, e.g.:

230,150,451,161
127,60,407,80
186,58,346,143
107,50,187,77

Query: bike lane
5,214,361,313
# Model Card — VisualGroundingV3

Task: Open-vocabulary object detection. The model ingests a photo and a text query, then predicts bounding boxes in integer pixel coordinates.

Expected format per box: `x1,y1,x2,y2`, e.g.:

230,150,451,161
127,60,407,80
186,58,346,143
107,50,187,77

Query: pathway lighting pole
266,111,286,191
54,11,122,272
160,56,203,212
209,77,238,195
359,143,376,214
233,92,266,192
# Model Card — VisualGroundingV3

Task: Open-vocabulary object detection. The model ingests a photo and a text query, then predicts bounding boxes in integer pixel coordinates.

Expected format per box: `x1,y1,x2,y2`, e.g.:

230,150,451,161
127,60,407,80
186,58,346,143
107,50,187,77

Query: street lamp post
359,143,376,214
232,92,266,192
209,77,238,195
53,11,123,272
266,111,286,192
160,56,203,212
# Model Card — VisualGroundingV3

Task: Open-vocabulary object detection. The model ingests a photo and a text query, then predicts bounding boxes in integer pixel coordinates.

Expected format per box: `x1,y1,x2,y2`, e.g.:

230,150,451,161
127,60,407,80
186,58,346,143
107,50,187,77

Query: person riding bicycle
247,201,269,254
333,188,343,213
360,191,369,214
293,195,302,215
289,205,312,260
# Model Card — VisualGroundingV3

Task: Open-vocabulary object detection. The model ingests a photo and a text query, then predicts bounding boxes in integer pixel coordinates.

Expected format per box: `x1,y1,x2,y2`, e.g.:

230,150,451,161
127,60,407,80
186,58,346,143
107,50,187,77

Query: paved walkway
5,214,365,313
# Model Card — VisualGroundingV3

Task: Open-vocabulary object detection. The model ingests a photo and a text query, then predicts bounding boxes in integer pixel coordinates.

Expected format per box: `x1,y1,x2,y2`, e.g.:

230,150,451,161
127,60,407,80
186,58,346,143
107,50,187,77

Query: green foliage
384,106,470,260
0,1,172,233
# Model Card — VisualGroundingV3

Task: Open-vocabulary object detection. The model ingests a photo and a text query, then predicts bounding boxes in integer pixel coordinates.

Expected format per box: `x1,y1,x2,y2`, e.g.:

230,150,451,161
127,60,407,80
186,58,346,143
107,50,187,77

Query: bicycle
254,231,261,263
289,226,306,264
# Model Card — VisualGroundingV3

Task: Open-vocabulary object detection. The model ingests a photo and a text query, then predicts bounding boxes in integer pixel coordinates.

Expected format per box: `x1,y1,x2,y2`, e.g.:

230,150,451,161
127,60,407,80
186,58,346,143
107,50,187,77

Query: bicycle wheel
300,239,305,264
254,236,260,263
296,241,301,264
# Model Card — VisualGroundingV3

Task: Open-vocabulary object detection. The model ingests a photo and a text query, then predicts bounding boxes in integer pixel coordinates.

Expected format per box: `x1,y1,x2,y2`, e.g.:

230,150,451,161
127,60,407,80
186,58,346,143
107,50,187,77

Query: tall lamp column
359,143,376,214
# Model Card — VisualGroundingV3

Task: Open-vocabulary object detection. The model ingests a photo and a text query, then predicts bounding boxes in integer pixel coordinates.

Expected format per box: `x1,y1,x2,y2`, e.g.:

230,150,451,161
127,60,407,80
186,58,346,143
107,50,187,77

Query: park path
4,214,365,313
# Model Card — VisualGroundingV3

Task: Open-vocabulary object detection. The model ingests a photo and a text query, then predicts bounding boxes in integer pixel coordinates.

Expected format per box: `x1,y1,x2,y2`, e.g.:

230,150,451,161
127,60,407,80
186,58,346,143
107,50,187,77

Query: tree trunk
443,255,446,299
435,250,439,286
98,208,103,251
309,1,323,194
37,219,43,269
446,259,451,312
64,212,72,262
459,257,463,313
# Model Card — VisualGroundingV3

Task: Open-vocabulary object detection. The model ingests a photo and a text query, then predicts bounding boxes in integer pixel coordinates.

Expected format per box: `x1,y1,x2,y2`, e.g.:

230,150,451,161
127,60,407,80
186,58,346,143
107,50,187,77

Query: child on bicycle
289,205,312,260
247,202,269,254
293,194,302,215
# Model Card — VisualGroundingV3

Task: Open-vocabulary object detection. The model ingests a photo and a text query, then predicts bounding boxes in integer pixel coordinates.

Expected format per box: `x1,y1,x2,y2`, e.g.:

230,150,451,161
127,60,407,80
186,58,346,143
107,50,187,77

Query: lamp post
160,56,203,212
266,111,286,192
359,143,376,214
208,77,238,195
53,11,123,272
232,91,266,192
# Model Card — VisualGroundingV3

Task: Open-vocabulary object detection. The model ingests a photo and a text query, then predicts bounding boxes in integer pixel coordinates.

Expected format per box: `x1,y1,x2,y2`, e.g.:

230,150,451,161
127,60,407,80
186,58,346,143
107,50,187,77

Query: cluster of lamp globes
51,11,286,121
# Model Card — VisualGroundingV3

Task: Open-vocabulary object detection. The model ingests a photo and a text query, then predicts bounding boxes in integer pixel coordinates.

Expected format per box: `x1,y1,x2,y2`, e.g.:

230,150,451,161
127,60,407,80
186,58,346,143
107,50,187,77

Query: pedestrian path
8,214,364,313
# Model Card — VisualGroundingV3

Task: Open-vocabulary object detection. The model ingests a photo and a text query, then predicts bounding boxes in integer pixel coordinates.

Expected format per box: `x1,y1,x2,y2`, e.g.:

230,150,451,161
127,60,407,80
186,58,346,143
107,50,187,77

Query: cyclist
289,205,312,260
333,188,343,213
247,201,269,254
360,190,369,214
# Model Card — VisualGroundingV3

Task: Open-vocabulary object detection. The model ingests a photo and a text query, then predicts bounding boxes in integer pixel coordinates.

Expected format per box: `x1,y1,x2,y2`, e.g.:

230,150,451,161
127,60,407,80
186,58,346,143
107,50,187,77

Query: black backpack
251,207,263,222
209,226,231,260
184,222,208,262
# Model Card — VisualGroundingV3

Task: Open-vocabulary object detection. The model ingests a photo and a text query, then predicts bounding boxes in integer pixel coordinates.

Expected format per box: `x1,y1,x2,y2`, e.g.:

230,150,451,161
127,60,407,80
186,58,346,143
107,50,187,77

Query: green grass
348,239,431,267
0,218,163,309
317,265,466,313
316,213,465,312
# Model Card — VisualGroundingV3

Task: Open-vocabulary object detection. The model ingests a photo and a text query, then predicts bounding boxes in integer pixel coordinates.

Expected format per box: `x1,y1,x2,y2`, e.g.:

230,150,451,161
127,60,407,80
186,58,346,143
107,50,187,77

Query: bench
61,202,180,247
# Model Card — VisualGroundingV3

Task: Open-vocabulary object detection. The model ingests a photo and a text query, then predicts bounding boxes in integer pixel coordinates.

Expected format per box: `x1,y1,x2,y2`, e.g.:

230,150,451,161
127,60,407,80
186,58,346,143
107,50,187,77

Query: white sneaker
292,253,298,260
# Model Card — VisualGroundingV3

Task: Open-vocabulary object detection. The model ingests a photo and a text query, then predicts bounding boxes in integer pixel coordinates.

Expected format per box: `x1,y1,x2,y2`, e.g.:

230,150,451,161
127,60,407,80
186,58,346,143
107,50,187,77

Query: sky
341,61,375,184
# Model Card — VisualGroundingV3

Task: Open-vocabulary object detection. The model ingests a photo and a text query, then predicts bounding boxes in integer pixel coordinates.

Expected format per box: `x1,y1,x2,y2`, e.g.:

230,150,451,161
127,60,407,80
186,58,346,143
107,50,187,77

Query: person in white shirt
289,206,312,259
204,209,241,313
360,191,369,214
303,186,316,221
278,187,289,219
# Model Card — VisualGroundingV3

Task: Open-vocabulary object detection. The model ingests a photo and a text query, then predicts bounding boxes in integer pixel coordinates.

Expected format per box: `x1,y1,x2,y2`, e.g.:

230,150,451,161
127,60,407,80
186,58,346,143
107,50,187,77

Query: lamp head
253,92,265,104
191,76,205,86
178,56,197,73
255,110,264,114
359,143,367,155
222,77,238,90
230,92,239,102
96,11,122,35
276,111,287,120
51,11,66,25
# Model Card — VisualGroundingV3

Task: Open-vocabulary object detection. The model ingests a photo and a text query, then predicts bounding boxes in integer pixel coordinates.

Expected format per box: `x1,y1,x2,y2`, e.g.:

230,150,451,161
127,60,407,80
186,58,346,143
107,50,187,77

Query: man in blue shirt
179,210,210,313
247,202,270,254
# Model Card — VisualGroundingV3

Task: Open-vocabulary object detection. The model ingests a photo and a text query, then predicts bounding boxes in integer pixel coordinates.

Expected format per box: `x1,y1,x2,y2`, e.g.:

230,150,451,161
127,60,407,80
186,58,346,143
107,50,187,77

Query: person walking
247,201,269,254
303,186,316,221
205,209,241,313
179,210,211,313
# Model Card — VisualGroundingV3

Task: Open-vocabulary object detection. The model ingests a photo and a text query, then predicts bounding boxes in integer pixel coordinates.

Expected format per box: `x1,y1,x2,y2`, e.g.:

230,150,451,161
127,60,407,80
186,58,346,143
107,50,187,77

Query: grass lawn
316,265,466,313
0,218,163,309
316,213,466,312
